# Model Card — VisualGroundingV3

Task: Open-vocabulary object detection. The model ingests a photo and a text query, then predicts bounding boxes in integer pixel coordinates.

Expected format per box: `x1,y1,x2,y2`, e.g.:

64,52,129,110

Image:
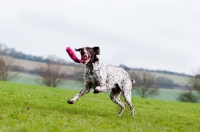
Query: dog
67,47,135,116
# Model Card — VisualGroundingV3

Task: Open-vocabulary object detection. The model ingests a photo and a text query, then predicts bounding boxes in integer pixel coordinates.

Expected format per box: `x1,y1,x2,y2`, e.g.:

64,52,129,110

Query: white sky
0,0,200,75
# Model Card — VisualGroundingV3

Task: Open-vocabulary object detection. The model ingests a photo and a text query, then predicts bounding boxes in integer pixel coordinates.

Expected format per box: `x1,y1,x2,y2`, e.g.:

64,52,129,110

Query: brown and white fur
67,47,135,116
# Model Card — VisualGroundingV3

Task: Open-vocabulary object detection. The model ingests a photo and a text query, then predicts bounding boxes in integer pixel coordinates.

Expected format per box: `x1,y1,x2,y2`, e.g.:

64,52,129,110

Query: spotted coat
67,47,134,116
68,61,134,116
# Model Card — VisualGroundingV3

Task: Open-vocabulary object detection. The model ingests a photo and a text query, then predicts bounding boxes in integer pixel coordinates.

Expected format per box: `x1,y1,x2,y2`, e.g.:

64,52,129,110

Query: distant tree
178,89,199,103
0,55,18,81
190,74,200,94
129,70,159,98
156,77,174,88
67,70,84,82
178,72,200,103
119,64,132,71
0,44,8,55
0,44,46,62
36,57,67,87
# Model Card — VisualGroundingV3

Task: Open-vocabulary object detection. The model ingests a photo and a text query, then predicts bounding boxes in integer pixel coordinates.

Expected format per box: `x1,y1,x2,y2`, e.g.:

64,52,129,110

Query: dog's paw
67,100,74,104
93,89,100,94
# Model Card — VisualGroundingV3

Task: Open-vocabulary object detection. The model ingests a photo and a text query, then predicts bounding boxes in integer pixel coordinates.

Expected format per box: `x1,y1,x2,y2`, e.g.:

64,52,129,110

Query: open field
0,81,200,132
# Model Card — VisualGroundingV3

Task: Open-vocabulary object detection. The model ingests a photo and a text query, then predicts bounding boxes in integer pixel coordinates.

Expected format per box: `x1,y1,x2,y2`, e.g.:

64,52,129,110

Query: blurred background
1,0,200,102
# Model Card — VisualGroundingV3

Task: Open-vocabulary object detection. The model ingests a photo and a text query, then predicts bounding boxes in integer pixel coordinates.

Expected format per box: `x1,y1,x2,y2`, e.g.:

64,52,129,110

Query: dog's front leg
93,71,108,93
67,85,91,104
94,66,108,94
94,84,108,93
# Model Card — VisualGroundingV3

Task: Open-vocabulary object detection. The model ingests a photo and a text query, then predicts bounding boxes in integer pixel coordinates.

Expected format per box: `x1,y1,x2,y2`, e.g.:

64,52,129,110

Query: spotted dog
67,47,135,116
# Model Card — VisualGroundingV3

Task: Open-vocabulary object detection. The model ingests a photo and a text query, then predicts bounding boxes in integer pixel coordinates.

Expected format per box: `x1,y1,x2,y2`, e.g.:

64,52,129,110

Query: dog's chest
84,69,99,82
84,62,106,86
83,69,99,88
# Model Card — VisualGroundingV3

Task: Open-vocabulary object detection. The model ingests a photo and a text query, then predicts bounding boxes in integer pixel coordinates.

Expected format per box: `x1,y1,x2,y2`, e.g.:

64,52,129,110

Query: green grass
0,81,200,132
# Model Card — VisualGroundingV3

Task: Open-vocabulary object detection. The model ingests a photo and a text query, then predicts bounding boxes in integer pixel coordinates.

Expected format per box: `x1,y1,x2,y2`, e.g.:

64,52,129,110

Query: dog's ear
93,47,100,55
75,48,81,51
89,47,99,63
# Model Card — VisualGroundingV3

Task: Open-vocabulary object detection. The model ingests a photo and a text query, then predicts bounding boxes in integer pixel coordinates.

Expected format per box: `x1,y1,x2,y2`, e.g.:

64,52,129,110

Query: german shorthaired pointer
67,47,135,116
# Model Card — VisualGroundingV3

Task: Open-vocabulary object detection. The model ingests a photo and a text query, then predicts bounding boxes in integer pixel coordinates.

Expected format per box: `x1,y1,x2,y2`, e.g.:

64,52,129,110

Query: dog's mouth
81,54,90,64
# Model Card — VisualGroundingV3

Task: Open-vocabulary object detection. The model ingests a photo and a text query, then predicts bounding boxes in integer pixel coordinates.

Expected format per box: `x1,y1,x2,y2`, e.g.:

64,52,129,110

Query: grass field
0,81,200,132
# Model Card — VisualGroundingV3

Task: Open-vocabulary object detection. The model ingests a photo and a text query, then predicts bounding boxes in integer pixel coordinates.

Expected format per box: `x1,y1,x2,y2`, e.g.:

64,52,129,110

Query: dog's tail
131,78,135,84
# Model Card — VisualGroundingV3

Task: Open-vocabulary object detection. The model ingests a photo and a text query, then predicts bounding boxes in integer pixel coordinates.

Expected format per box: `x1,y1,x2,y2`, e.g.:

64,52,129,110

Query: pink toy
66,47,88,63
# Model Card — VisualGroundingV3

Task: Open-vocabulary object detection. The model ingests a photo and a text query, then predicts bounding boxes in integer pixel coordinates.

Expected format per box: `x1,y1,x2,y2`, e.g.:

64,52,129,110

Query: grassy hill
0,81,200,132
153,72,191,86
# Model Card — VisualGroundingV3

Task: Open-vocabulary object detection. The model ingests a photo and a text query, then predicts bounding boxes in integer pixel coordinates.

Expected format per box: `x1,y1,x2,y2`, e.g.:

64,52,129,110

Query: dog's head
75,47,100,65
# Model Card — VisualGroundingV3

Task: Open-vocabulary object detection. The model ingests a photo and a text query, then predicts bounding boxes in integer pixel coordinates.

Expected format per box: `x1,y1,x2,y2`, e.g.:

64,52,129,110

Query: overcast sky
0,0,200,75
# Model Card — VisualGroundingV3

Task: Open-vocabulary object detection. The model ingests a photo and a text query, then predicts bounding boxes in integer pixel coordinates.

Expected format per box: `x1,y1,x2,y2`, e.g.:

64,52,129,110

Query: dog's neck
85,60,100,71
85,61,94,71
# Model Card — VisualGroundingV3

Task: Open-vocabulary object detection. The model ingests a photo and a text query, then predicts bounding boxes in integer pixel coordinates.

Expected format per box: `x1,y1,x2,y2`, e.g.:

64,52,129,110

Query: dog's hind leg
110,86,125,116
122,90,134,116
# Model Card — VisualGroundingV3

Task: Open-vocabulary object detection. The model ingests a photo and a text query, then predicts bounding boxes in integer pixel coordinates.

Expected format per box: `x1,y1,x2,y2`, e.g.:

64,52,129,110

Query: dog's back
106,64,132,88
92,61,133,91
